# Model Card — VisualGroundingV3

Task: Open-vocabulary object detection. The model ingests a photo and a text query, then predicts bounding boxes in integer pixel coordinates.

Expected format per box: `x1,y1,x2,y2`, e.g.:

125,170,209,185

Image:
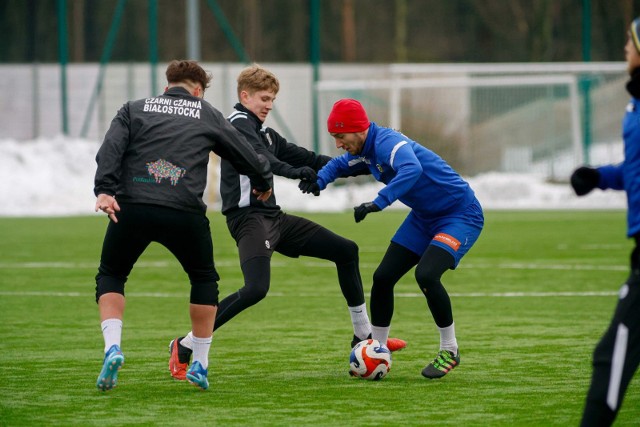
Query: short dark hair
165,60,212,91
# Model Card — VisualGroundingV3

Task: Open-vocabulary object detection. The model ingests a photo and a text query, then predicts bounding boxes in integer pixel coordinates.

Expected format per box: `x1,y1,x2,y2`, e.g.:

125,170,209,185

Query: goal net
316,63,626,181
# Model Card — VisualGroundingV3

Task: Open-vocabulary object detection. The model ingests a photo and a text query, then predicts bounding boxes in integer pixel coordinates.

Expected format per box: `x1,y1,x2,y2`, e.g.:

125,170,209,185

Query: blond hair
236,64,279,99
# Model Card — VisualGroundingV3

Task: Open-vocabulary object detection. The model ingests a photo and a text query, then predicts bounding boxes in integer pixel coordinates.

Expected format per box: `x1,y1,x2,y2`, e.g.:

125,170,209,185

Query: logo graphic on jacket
146,159,187,186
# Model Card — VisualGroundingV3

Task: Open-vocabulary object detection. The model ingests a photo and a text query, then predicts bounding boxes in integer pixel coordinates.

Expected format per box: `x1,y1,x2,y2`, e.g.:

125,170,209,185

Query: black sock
177,337,192,364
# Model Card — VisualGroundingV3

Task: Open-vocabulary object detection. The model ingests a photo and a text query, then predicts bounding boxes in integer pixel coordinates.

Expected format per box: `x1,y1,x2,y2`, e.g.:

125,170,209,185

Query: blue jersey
317,123,476,217
597,97,640,237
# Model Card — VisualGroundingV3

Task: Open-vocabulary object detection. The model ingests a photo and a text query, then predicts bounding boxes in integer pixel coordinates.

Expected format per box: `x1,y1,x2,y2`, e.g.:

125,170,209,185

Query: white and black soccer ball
349,339,392,380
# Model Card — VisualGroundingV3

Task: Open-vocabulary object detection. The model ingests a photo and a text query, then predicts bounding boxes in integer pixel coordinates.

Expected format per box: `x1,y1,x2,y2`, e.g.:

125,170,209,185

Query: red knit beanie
327,99,370,133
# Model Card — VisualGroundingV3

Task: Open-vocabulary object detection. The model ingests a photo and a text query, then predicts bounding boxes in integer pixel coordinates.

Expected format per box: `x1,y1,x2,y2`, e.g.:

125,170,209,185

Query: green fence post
80,0,127,138
310,0,321,153
581,0,592,164
57,0,69,135
149,0,158,96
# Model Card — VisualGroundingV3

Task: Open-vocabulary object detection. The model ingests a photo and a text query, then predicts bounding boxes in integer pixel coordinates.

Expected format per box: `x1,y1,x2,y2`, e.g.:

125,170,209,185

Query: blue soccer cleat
186,361,209,390
96,344,125,391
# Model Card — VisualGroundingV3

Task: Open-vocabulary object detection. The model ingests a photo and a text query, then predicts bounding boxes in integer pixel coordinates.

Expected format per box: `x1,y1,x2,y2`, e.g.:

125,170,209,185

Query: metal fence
0,62,627,180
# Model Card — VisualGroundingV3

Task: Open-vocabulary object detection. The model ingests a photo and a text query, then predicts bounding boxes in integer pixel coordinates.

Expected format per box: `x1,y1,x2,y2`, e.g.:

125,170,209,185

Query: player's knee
242,281,270,305
372,264,396,289
190,281,219,305
415,263,443,294
95,273,126,303
332,238,359,264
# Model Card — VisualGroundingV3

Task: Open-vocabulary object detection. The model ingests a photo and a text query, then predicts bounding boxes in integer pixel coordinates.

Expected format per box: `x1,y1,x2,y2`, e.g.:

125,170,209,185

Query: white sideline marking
0,261,628,271
0,290,618,298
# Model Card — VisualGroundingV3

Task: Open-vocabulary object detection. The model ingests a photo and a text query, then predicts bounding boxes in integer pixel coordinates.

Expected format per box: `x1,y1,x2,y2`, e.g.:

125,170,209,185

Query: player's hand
294,166,317,182
95,194,121,223
570,166,600,196
353,202,381,223
298,181,320,196
253,188,273,201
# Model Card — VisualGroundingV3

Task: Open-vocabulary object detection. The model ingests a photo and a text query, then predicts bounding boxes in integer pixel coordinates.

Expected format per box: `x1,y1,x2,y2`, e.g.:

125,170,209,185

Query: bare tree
342,0,356,61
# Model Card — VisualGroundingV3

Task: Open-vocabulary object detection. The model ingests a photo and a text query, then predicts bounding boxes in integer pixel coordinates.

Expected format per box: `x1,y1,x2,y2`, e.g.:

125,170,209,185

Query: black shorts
97,203,220,287
226,211,322,264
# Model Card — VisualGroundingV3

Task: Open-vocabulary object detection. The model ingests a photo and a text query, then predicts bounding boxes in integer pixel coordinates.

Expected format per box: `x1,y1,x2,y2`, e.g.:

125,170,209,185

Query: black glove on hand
294,166,317,182
298,181,320,196
570,166,600,196
354,202,381,223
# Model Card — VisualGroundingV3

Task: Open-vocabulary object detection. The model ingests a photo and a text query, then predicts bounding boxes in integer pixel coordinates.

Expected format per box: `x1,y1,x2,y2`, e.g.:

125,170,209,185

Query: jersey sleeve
597,163,624,190
94,103,131,196
270,132,332,172
229,115,301,180
316,154,369,190
373,142,422,209
210,114,273,192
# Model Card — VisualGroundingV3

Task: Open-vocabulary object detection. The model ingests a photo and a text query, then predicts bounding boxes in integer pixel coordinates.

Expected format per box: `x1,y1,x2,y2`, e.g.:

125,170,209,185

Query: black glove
570,166,600,196
294,167,317,182
354,202,381,223
298,181,320,196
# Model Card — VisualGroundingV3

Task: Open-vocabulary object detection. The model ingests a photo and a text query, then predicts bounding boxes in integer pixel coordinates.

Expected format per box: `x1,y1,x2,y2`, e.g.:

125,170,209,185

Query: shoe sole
186,373,209,390
421,357,459,379
96,353,124,391
421,368,449,379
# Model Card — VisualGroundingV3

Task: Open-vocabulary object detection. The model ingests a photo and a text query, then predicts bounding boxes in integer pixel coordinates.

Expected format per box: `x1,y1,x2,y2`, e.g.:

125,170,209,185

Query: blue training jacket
597,97,640,237
317,122,476,216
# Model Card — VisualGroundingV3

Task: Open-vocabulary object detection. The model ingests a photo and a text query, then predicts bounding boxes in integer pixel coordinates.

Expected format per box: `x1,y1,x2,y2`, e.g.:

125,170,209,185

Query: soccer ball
349,339,392,380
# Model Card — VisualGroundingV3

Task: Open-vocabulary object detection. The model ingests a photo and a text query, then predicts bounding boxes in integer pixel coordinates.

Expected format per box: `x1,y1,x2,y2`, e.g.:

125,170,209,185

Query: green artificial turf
0,210,638,426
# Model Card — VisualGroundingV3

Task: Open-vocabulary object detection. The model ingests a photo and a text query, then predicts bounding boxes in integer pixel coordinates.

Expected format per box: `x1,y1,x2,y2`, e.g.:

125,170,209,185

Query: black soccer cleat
421,349,460,379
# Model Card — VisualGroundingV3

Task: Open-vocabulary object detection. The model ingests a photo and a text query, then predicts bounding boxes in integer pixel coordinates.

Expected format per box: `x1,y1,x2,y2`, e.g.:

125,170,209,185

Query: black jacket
220,103,331,218
94,87,272,214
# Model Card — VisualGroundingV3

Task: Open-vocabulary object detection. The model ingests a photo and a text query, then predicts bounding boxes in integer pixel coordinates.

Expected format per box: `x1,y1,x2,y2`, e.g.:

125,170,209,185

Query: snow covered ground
0,136,627,217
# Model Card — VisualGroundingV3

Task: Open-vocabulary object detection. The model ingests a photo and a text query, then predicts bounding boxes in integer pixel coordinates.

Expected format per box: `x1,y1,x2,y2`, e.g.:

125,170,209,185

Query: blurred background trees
1,0,639,64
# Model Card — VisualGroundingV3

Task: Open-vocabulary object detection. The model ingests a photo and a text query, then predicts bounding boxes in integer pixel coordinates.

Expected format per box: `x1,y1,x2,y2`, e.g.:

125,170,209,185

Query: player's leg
214,214,276,330
279,213,408,352
95,203,151,391
159,209,220,390
415,245,460,379
276,214,371,344
416,245,456,343
169,213,275,379
369,241,420,346
291,222,363,305
402,202,482,378
294,224,372,342
580,248,640,426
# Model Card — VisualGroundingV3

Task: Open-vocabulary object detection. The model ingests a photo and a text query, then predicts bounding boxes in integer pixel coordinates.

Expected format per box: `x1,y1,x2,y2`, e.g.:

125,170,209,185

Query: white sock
438,322,458,354
101,318,122,352
191,335,212,369
180,331,194,350
349,303,372,340
371,325,390,346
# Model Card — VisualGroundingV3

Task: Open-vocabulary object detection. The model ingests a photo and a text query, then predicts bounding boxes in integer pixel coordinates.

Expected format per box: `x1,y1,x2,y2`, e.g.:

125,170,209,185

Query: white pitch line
0,290,618,298
0,260,628,271
0,260,280,269
463,262,627,271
